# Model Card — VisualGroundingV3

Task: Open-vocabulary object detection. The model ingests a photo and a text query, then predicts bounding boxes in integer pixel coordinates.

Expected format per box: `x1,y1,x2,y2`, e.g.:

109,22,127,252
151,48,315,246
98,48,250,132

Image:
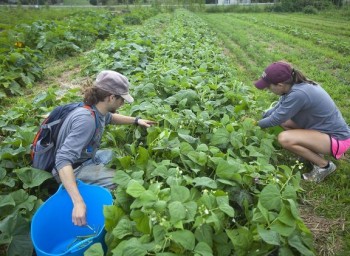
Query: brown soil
55,67,90,90
299,201,345,256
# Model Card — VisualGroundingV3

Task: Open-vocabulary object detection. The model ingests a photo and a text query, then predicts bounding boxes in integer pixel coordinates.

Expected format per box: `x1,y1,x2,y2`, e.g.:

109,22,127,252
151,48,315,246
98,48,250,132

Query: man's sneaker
302,161,336,183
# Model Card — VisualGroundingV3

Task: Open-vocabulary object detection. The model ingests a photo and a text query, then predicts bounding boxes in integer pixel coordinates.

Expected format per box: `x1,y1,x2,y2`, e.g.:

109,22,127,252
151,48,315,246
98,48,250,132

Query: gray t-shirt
55,106,112,171
258,82,350,140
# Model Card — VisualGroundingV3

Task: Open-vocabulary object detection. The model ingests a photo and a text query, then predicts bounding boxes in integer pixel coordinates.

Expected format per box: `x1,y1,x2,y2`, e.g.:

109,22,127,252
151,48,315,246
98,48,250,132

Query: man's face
109,95,125,113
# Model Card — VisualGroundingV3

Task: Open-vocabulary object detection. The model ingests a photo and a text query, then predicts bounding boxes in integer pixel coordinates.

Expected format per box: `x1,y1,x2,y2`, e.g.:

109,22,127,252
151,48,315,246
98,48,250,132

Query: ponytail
292,68,317,85
281,67,317,86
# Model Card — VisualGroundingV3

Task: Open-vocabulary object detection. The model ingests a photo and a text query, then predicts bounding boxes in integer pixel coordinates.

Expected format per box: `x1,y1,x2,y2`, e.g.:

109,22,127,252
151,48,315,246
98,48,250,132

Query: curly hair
83,87,111,106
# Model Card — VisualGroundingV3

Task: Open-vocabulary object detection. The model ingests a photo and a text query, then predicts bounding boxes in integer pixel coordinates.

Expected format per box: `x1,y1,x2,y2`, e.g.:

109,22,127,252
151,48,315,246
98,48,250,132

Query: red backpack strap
30,117,49,160
83,105,98,131
83,105,95,118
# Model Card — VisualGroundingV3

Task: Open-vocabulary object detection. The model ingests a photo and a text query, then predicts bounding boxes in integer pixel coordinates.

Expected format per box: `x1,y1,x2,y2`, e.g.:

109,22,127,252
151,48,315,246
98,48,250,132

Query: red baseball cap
254,61,293,89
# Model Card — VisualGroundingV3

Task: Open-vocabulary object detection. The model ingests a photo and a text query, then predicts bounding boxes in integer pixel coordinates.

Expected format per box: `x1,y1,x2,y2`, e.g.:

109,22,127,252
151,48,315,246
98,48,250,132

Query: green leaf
257,225,280,245
126,180,145,198
194,241,213,256
278,205,296,227
286,199,301,220
11,189,37,212
153,225,166,244
178,133,198,144
111,237,148,256
112,218,134,239
14,167,52,189
259,184,282,211
170,185,190,203
270,220,295,237
168,201,186,223
195,224,213,248
288,233,315,256
114,171,131,187
104,205,125,232
193,177,217,189
131,210,151,234
278,246,295,256
118,155,132,169
0,146,26,160
282,185,297,200
6,214,33,256
256,201,269,223
205,212,222,232
169,230,195,250
215,159,242,183
183,201,197,221
180,142,195,155
187,151,207,166
226,227,253,253
216,196,235,217
210,128,230,147
135,146,149,168
84,243,104,256
0,194,15,208
153,200,167,212
246,145,265,157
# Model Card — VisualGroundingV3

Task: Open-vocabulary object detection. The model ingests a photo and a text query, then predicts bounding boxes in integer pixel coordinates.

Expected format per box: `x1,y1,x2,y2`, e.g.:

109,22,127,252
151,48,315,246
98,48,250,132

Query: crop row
79,10,315,256
0,9,315,256
239,15,350,55
0,8,157,100
198,13,350,120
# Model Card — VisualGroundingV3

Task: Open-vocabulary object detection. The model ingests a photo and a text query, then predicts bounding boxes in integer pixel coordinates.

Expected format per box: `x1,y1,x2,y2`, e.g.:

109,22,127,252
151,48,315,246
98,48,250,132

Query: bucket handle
66,236,95,254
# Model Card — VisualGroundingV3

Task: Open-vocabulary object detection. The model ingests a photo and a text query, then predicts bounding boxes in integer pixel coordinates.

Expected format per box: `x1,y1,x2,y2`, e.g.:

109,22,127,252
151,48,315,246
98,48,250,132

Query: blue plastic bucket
31,180,113,256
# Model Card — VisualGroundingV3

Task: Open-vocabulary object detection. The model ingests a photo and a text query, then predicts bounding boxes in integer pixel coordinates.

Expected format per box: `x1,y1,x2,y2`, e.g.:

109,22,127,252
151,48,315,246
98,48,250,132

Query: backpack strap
41,119,61,129
30,117,50,159
83,105,98,131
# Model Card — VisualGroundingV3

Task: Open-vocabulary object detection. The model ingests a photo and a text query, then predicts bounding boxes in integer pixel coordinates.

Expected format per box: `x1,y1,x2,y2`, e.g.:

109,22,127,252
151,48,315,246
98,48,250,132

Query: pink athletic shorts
330,136,350,159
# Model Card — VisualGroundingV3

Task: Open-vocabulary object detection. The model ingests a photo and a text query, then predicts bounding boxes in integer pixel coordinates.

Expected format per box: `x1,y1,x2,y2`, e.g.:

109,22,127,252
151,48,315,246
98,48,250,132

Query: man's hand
58,165,87,226
72,200,87,226
137,118,157,128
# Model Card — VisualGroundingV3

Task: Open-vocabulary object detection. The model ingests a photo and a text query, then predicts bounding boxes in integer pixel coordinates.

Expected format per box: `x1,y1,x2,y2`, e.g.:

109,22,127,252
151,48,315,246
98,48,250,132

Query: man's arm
110,113,156,127
59,165,87,226
55,109,96,226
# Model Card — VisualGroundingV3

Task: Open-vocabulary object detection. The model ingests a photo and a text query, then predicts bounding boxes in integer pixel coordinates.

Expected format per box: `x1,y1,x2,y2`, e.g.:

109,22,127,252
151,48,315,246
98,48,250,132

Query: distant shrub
205,4,265,13
268,0,332,12
303,5,318,13
123,15,142,25
122,8,158,25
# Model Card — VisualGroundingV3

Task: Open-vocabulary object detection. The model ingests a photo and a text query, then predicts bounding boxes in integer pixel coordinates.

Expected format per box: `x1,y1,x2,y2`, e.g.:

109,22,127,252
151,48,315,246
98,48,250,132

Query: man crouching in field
54,70,156,226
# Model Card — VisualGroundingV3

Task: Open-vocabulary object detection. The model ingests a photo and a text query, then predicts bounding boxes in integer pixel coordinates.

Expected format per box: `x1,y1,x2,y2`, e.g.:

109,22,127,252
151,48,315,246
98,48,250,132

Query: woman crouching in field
254,61,350,182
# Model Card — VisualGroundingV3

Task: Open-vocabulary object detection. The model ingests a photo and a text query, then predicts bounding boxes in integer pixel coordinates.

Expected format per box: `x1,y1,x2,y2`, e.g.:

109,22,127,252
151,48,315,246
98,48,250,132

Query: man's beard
108,105,119,114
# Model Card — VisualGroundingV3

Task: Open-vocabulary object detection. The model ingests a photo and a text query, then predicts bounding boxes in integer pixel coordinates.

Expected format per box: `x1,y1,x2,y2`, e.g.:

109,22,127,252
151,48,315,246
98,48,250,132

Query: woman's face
268,83,289,95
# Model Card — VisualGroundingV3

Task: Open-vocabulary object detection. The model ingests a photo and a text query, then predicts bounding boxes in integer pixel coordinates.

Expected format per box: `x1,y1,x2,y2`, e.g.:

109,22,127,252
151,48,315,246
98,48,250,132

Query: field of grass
63,0,89,5
197,11,350,255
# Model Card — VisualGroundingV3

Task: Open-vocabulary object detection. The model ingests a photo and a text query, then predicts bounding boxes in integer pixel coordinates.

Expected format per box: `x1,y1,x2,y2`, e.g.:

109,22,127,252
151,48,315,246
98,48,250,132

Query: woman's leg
277,129,331,167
